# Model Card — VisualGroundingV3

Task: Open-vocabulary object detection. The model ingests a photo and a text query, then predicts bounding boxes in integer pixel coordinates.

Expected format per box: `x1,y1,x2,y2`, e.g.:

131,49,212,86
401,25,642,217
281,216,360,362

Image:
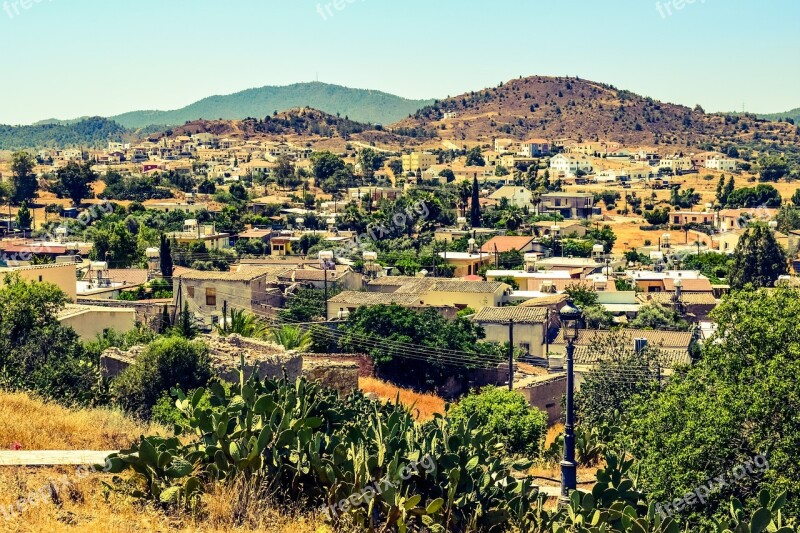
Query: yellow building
401,152,437,173
0,262,78,302
58,304,136,340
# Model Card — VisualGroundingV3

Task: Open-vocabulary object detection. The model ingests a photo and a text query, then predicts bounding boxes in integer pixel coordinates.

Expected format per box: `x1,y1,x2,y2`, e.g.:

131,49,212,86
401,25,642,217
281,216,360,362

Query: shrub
111,337,212,419
448,386,548,456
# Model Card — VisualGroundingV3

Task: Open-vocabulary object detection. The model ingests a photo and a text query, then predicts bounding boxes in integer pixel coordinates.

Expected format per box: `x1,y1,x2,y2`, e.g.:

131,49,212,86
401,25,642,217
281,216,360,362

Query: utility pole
508,319,515,391
222,300,228,333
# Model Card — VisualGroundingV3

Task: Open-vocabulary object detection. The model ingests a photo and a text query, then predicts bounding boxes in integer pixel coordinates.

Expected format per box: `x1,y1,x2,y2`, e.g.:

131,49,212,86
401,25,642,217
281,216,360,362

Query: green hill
0,117,127,150
109,82,433,128
758,108,800,124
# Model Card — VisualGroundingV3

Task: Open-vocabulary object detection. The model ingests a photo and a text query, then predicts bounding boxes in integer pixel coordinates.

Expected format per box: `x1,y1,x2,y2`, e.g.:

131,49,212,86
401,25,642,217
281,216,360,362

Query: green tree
269,325,313,351
448,386,548,456
388,158,403,178
644,207,670,225
0,274,97,405
274,155,297,189
311,151,346,183
465,147,485,167
216,308,268,338
111,336,211,419
629,301,690,331
15,201,32,230
338,304,503,392
470,176,482,227
575,331,664,427
159,234,173,278
729,224,787,289
11,151,38,205
624,287,800,518
90,222,140,268
792,189,800,206
758,155,790,182
725,184,781,208
56,160,96,207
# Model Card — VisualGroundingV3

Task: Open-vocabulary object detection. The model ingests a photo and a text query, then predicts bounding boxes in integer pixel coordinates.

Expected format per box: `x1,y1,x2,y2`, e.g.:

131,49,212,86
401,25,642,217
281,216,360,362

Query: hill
758,107,800,124
0,117,128,150
150,108,418,148
393,76,800,148
109,82,433,128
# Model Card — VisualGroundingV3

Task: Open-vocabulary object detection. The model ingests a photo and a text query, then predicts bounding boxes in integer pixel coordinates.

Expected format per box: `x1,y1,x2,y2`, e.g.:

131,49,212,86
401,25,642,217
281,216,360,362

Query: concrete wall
59,306,136,341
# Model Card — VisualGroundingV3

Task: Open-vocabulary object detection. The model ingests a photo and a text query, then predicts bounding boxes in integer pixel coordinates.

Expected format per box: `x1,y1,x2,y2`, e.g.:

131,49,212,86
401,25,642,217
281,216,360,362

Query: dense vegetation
0,117,127,149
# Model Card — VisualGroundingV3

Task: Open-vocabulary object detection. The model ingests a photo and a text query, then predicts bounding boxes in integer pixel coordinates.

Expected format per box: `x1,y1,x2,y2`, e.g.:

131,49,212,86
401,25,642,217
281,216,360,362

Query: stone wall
302,357,359,397
99,334,302,384
516,373,566,425
300,353,374,378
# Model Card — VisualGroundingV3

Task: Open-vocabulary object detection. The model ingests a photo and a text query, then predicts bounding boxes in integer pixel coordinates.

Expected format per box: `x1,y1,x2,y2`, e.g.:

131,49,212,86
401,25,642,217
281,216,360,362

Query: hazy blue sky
0,0,797,124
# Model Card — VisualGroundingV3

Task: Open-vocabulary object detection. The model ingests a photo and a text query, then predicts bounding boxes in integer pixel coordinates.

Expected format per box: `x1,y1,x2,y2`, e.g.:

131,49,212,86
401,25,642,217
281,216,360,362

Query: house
401,152,437,173
57,304,136,341
549,154,593,177
716,209,778,232
494,138,518,154
167,220,231,250
472,306,554,358
532,221,587,238
670,210,715,226
637,292,718,322
539,193,595,219
659,156,693,174
489,185,534,208
518,138,551,157
173,267,286,327
344,277,512,319
479,235,538,255
0,262,78,301
705,157,737,172
549,329,694,375
436,251,494,277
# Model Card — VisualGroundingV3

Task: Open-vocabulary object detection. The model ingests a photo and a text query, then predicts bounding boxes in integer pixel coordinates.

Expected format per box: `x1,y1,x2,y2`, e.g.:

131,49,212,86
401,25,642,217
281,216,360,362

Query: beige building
437,251,494,277
173,267,285,327
401,152,437,173
0,262,78,302
473,306,552,357
58,304,136,341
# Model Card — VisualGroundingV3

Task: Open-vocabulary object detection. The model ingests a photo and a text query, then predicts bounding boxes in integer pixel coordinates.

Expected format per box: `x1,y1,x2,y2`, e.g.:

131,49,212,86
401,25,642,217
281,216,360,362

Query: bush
111,337,212,419
448,386,548,456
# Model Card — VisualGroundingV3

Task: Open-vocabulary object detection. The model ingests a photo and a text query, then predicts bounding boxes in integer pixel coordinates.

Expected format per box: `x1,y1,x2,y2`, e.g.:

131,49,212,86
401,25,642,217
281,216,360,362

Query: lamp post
559,300,582,504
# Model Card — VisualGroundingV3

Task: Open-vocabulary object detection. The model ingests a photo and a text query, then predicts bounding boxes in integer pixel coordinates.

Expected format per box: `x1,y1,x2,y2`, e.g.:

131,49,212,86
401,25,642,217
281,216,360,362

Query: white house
549,154,593,177
705,157,738,172
489,185,534,208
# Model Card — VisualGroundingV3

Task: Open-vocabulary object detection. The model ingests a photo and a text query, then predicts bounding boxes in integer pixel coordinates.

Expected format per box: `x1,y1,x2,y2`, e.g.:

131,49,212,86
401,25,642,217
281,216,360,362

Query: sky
0,0,798,125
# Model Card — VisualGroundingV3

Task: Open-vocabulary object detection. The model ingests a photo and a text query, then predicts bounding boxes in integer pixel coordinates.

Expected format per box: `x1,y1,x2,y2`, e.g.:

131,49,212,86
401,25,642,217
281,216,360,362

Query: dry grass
0,391,327,532
0,392,165,451
359,377,446,421
0,466,328,532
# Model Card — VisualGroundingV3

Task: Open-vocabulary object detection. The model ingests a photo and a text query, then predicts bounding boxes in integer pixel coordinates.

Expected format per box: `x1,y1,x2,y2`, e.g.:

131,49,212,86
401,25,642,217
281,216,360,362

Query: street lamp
559,300,582,504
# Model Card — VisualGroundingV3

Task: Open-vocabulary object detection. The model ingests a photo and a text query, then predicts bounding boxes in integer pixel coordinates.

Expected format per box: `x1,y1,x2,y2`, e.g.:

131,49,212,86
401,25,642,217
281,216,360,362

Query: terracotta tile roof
429,280,508,294
176,266,286,282
662,278,714,292
552,329,693,349
368,276,425,287
328,291,423,306
519,294,568,307
637,292,717,306
473,306,548,324
572,346,691,367
479,236,535,253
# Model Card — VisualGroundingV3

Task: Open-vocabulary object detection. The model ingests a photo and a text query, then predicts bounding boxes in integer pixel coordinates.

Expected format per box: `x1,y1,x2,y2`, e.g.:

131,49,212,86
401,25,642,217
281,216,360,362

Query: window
187,286,195,298
206,287,216,306
520,343,530,354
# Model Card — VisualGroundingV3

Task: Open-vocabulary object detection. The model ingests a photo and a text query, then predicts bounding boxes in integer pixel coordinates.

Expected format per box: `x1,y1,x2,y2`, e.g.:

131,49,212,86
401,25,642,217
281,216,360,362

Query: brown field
359,377,447,421
0,391,325,532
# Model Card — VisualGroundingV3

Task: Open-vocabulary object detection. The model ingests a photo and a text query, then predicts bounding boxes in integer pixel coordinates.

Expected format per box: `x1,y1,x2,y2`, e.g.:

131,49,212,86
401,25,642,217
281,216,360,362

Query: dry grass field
359,377,447,421
0,391,326,532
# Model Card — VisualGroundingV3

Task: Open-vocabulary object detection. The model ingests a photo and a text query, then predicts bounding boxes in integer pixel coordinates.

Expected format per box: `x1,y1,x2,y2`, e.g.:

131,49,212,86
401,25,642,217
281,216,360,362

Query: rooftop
473,306,548,324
